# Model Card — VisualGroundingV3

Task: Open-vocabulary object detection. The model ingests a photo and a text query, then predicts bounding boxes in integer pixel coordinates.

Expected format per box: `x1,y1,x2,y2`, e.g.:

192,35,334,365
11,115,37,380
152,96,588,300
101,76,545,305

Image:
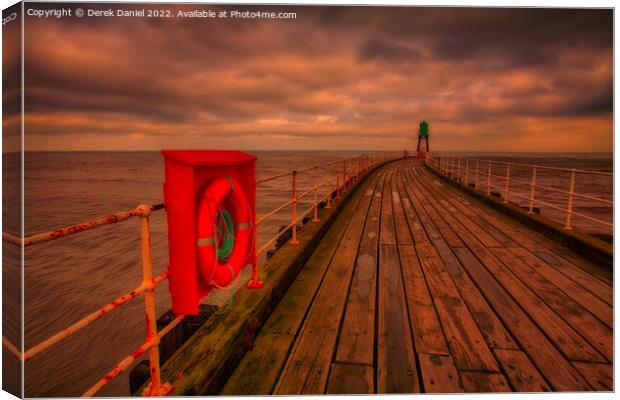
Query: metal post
312,166,319,223
137,205,162,395
564,168,576,230
528,166,537,214
465,159,469,186
326,181,332,209
335,169,341,200
487,162,492,195
475,160,479,189
504,164,511,203
247,218,263,289
343,161,347,192
291,171,299,245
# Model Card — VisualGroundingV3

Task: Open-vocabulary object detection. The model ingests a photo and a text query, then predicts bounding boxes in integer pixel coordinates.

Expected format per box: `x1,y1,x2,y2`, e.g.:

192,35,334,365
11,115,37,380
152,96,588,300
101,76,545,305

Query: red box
162,150,257,315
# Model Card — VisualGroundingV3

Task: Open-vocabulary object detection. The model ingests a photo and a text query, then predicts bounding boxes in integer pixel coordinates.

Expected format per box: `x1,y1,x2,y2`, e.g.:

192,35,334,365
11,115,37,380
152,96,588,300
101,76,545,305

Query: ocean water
7,151,613,396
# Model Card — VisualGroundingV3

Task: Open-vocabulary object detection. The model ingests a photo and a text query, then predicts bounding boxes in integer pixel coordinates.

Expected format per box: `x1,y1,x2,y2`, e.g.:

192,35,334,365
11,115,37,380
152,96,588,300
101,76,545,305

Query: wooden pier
220,158,612,394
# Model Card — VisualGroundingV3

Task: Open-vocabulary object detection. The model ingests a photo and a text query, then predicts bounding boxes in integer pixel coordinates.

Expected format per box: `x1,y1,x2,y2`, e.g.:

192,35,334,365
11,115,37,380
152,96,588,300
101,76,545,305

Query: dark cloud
20,4,613,151
358,37,421,63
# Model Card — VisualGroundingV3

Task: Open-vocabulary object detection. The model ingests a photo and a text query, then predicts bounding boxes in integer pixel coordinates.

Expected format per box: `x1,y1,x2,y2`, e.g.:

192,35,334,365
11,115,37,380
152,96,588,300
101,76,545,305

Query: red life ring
196,176,251,288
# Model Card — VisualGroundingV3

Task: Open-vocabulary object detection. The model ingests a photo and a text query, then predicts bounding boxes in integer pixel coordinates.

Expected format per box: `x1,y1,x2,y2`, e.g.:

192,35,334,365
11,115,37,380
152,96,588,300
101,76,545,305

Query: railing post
564,168,576,230
529,166,537,214
503,164,511,203
475,160,479,189
335,168,341,200
465,159,469,186
247,218,263,288
457,159,461,181
343,161,347,192
312,166,319,223
487,162,492,195
450,158,454,178
326,174,332,209
137,205,165,396
290,171,299,245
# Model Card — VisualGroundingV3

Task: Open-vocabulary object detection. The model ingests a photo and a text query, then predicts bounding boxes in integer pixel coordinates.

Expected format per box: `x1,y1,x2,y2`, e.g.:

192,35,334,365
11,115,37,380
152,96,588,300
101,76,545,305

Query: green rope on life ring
216,210,235,263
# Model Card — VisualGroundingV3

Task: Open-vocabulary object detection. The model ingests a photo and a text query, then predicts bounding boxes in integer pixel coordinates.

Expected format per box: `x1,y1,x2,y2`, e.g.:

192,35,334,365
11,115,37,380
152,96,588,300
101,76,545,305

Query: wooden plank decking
221,158,613,394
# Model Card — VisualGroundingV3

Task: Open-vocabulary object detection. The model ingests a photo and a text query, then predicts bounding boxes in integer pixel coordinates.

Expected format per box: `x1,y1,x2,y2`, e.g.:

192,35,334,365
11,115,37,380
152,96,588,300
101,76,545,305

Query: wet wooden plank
415,242,499,373
273,175,380,395
477,247,605,363
436,197,502,248
391,174,414,245
326,362,374,394
398,244,449,355
391,174,448,356
220,333,294,395
491,248,611,362
572,362,613,391
438,179,612,292
421,191,606,364
404,169,518,350
432,240,518,350
402,170,463,248
417,168,522,250
441,194,518,247
430,171,612,295
377,238,419,393
494,349,551,392
418,353,463,393
334,174,385,365
452,247,591,391
395,175,428,243
400,177,445,244
551,248,612,285
509,247,612,329
460,371,512,393
534,249,612,304
447,182,613,302
379,169,396,245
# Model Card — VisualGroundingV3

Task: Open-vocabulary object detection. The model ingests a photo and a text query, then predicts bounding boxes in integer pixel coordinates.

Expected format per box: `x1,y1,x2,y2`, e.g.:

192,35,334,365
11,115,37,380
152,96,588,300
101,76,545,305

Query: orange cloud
20,5,612,152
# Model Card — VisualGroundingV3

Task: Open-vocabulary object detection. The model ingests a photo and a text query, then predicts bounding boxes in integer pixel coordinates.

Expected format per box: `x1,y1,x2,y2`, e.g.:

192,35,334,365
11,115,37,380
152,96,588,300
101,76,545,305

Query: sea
2,151,613,397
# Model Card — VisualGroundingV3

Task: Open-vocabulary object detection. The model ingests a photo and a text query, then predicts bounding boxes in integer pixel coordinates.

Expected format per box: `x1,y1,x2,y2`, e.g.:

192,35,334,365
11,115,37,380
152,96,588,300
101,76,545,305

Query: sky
8,4,614,152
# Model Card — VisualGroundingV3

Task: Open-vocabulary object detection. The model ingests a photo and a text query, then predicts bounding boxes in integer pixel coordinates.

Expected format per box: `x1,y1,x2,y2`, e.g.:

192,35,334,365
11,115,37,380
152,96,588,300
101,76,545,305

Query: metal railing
254,153,394,257
1,151,398,397
425,153,613,233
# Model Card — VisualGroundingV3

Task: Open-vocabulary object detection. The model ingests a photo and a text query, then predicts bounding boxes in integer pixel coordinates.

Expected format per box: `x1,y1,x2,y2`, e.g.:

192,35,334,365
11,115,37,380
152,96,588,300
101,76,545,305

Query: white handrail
425,154,612,232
